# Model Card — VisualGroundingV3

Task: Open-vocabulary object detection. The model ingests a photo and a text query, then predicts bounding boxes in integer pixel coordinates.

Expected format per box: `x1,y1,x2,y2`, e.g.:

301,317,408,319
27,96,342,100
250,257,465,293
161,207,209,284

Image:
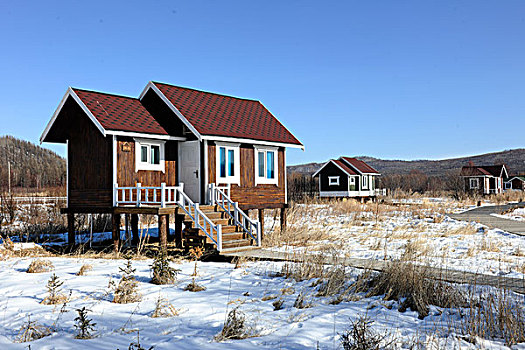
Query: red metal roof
333,159,358,176
460,165,505,177
152,82,302,145
340,157,379,174
73,88,168,135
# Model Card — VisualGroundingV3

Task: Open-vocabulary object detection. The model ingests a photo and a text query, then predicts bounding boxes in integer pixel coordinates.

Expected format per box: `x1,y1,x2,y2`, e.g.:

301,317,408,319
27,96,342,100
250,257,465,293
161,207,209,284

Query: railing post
136,183,141,207
234,202,239,224
160,182,166,208
256,221,261,247
195,203,199,226
113,183,118,207
210,183,215,205
217,224,223,251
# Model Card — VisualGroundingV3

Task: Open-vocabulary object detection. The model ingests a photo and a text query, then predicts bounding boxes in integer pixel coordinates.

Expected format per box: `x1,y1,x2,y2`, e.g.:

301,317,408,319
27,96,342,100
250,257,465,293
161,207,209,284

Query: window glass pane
258,151,265,177
228,149,235,176
141,146,148,163
267,151,274,179
151,145,160,165
219,147,226,178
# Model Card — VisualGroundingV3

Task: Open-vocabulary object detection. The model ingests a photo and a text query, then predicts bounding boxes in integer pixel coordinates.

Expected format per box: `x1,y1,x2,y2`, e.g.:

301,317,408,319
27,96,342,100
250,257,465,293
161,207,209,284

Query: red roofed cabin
40,82,303,253
460,164,508,195
312,157,383,200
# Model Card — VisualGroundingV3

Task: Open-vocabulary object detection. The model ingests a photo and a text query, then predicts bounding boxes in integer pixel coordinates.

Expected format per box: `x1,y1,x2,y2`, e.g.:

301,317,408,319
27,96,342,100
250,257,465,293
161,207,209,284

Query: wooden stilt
131,214,139,246
124,214,130,247
158,214,168,255
67,212,75,251
258,209,265,240
174,212,183,248
280,207,287,232
112,213,121,255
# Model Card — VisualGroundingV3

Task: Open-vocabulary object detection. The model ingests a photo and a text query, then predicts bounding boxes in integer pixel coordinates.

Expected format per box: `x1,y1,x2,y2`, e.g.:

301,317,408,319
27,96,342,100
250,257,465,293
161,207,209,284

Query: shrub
215,307,253,341
16,316,51,343
340,315,392,350
150,253,179,285
27,259,54,273
113,258,141,304
74,307,96,339
272,298,284,311
42,273,67,305
293,292,312,309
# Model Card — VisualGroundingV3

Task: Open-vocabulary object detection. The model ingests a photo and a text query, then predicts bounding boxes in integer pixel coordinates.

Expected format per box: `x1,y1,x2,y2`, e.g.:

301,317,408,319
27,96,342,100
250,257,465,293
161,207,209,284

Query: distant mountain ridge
288,149,525,177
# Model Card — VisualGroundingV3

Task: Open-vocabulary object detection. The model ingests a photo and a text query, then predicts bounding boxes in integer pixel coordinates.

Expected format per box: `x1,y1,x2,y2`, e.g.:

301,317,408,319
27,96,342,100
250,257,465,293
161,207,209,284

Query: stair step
220,246,261,254
222,239,252,249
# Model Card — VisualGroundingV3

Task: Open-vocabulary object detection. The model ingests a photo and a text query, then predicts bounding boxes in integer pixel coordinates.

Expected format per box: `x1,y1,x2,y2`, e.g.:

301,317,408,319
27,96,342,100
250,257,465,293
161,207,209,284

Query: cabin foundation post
158,214,168,255
67,212,75,251
174,212,183,247
131,214,139,246
258,209,265,240
280,207,287,232
112,213,121,255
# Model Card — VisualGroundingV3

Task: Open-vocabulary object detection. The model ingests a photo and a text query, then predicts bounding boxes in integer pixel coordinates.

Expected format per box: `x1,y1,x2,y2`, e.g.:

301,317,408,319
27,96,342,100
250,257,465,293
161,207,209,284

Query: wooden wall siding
318,162,349,192
64,98,113,208
116,138,177,189
208,143,285,209
510,178,525,190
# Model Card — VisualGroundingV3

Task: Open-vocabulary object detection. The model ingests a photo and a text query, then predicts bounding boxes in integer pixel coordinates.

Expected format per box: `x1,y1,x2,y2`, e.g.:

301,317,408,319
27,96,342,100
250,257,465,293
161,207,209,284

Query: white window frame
134,138,165,172
349,177,356,185
216,142,240,185
362,175,368,189
470,178,479,189
505,182,512,190
328,176,340,186
254,146,278,185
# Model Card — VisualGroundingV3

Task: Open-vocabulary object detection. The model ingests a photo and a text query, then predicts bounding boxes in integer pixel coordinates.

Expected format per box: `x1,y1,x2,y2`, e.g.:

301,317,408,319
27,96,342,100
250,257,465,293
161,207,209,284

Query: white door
178,141,201,202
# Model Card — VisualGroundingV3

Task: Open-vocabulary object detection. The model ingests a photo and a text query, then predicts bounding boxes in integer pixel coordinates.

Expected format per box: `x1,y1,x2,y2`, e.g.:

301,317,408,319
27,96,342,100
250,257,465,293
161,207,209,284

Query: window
505,182,512,190
216,142,240,184
350,177,355,185
328,176,339,186
362,175,368,189
470,178,479,189
254,147,278,185
134,138,165,172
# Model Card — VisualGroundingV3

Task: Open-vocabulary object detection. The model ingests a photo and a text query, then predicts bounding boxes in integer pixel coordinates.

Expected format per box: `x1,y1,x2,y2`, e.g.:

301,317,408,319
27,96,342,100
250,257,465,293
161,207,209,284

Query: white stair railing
208,183,261,246
113,182,223,251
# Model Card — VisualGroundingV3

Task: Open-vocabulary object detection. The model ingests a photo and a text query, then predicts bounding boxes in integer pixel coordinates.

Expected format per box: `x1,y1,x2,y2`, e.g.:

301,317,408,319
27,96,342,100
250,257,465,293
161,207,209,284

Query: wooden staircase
181,205,255,252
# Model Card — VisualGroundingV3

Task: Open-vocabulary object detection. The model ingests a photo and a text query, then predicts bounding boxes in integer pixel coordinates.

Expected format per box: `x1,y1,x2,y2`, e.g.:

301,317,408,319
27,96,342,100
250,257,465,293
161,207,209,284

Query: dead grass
15,316,51,343
76,264,93,276
151,295,179,318
215,307,255,341
27,259,54,273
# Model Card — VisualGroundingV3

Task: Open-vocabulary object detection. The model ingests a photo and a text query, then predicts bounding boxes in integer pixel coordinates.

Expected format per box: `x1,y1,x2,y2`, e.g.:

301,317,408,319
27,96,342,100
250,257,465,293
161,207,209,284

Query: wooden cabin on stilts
40,82,303,254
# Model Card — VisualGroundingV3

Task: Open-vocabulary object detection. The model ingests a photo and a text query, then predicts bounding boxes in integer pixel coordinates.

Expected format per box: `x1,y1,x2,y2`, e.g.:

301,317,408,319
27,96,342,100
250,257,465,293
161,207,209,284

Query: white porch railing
208,183,261,246
113,182,223,251
374,188,387,196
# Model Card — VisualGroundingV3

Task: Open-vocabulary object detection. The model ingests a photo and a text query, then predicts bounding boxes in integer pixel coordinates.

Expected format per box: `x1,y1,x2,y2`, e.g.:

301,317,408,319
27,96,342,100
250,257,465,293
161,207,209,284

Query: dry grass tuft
76,264,93,276
215,307,255,341
27,259,54,273
151,295,179,318
365,260,467,319
16,316,51,343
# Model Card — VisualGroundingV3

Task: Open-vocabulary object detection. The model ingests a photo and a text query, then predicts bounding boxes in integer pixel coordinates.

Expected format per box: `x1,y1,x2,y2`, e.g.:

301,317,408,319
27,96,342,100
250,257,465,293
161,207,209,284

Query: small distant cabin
40,81,303,253
312,157,382,199
460,164,508,195
504,176,525,191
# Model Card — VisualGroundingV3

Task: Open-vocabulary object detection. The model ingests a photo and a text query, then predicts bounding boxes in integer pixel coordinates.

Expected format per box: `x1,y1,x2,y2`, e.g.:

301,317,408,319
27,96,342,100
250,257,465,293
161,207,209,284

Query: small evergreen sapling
150,253,180,285
113,257,142,303
74,307,96,339
42,273,67,305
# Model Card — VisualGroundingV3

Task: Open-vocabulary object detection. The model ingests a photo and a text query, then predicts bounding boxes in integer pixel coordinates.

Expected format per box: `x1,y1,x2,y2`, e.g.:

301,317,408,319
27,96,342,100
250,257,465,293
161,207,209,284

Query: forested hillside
0,135,66,189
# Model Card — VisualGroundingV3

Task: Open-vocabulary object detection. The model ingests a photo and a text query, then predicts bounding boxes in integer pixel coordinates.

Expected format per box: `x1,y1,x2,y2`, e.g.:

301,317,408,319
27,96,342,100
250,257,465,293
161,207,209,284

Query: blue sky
1,1,525,165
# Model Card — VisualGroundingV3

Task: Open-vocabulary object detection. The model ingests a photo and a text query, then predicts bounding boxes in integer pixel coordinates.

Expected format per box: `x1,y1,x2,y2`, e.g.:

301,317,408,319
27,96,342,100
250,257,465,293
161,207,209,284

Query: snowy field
264,200,525,279
0,256,522,349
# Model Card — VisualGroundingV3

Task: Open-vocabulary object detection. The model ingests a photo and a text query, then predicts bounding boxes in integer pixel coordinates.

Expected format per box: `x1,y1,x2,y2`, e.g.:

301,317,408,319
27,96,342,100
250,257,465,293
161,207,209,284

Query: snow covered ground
0,256,521,349
264,201,525,279
493,208,525,222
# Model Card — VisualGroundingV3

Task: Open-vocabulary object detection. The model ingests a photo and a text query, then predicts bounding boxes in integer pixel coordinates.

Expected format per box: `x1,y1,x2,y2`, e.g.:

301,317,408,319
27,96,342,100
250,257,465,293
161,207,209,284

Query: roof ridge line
152,81,261,102
72,87,138,100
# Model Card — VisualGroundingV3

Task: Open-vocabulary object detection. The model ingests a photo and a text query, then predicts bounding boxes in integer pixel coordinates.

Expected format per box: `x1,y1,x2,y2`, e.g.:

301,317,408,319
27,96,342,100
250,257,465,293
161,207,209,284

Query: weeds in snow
76,264,93,276
150,253,179,285
113,258,141,304
74,307,96,339
215,307,255,341
151,295,179,318
42,273,68,305
16,316,51,343
340,315,393,350
27,258,54,273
